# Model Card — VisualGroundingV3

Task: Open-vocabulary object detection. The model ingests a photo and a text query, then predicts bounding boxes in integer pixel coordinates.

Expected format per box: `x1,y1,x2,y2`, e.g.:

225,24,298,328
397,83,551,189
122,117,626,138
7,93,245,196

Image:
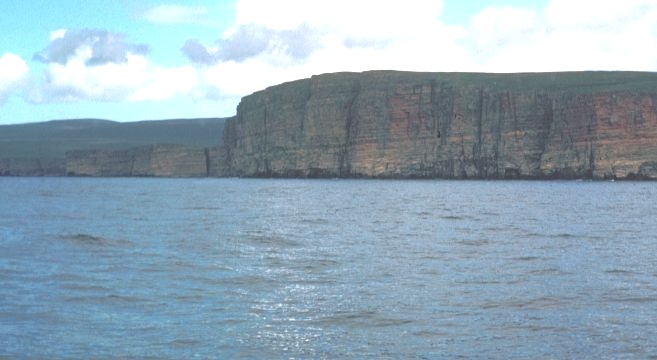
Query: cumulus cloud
187,0,470,97
33,29,149,66
143,4,209,25
183,0,657,103
543,0,655,29
0,53,29,104
204,0,452,64
22,1,657,114
31,29,196,103
470,7,540,56
467,0,657,72
183,23,322,65
181,39,218,64
33,53,197,102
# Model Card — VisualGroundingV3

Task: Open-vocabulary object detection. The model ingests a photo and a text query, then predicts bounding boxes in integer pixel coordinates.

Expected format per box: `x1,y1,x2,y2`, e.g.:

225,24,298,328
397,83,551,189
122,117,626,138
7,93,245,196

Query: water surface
1,178,656,358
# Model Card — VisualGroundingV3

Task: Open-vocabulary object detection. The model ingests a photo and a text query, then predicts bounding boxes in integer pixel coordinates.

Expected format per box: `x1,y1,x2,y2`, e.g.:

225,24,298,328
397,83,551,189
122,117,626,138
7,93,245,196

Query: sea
1,177,656,359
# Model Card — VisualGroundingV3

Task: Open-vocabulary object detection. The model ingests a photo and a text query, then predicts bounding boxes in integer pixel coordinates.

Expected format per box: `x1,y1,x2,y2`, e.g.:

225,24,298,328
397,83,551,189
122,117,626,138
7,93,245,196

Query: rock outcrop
220,71,657,179
66,144,209,177
0,117,226,177
206,146,230,177
0,158,65,176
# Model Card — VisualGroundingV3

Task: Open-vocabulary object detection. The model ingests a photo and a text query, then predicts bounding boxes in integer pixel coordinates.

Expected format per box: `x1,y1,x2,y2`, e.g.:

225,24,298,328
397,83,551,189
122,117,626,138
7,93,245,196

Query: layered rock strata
65,144,209,177
221,71,657,179
0,158,65,176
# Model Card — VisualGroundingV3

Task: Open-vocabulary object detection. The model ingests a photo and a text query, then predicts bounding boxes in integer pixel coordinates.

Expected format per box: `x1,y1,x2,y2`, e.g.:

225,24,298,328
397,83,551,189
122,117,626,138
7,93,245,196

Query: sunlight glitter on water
1,178,656,359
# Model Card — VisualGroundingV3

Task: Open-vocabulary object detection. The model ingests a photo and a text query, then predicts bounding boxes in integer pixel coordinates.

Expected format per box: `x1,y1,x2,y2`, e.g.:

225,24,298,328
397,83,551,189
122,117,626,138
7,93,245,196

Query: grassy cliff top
355,70,657,92
0,118,226,159
251,70,657,95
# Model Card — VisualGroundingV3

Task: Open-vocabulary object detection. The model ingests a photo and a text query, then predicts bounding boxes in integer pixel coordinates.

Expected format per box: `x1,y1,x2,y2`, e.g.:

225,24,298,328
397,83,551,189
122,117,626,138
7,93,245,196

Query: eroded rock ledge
66,144,211,177
219,71,657,179
0,158,65,176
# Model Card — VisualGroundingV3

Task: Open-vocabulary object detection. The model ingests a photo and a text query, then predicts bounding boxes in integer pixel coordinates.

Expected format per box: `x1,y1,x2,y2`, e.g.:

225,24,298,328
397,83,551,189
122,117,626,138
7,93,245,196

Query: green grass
346,70,657,93
0,118,226,159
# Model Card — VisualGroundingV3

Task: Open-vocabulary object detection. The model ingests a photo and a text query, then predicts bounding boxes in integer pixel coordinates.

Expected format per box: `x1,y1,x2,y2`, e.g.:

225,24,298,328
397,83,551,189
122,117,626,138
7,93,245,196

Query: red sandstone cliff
219,71,657,179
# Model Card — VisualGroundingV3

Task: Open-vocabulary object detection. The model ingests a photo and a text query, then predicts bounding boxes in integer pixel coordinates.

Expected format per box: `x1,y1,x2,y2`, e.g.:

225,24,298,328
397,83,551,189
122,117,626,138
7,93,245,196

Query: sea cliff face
65,144,209,177
6,72,657,179
221,71,657,179
0,158,65,176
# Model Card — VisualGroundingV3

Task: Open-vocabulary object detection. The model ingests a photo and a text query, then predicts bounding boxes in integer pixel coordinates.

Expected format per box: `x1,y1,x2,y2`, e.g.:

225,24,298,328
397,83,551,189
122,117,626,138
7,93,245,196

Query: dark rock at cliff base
220,70,657,179
638,161,657,179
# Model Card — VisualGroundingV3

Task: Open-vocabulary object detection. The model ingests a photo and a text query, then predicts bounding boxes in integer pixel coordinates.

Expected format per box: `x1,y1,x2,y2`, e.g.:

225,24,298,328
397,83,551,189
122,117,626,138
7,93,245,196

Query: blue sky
1,0,655,124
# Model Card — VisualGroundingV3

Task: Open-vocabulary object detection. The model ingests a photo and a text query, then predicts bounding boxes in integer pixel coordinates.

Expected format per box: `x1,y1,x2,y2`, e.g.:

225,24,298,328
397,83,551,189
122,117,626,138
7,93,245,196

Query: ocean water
1,177,657,359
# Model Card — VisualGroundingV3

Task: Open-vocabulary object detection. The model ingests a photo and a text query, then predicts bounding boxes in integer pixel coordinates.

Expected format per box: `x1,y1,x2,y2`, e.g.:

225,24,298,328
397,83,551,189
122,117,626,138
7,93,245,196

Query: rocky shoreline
4,71,657,180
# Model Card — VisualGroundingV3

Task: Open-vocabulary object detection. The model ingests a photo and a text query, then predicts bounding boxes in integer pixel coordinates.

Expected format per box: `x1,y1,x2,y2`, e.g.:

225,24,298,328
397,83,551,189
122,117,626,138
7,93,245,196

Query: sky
1,0,657,124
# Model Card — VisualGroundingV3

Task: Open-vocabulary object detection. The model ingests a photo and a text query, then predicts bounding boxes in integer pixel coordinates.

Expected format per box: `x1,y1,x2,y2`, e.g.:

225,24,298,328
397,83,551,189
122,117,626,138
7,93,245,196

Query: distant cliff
66,144,212,177
220,71,657,179
0,158,65,176
0,118,225,177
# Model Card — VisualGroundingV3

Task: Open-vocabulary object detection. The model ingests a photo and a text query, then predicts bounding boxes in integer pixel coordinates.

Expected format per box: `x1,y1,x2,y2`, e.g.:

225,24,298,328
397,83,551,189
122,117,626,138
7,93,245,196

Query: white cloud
49,29,67,41
187,0,657,104
34,28,149,66
129,64,197,101
21,0,657,116
544,0,656,28
195,0,473,97
470,7,540,57
0,53,29,104
32,42,197,103
468,1,657,72
234,0,444,38
144,4,209,25
30,28,197,103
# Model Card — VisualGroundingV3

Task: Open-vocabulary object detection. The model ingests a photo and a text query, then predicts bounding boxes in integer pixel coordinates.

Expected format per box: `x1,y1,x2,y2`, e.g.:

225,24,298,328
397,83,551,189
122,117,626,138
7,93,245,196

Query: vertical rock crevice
223,71,657,180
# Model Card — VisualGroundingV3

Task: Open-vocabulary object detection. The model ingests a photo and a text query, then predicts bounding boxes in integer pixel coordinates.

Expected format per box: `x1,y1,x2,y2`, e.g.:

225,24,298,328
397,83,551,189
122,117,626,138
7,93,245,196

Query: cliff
221,71,657,179
0,158,65,176
6,72,657,180
65,144,210,177
0,118,225,177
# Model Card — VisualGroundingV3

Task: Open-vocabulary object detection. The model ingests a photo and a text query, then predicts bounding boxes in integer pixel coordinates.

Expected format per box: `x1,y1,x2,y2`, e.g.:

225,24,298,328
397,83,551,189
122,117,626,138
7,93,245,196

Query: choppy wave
1,178,657,359
63,233,132,248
